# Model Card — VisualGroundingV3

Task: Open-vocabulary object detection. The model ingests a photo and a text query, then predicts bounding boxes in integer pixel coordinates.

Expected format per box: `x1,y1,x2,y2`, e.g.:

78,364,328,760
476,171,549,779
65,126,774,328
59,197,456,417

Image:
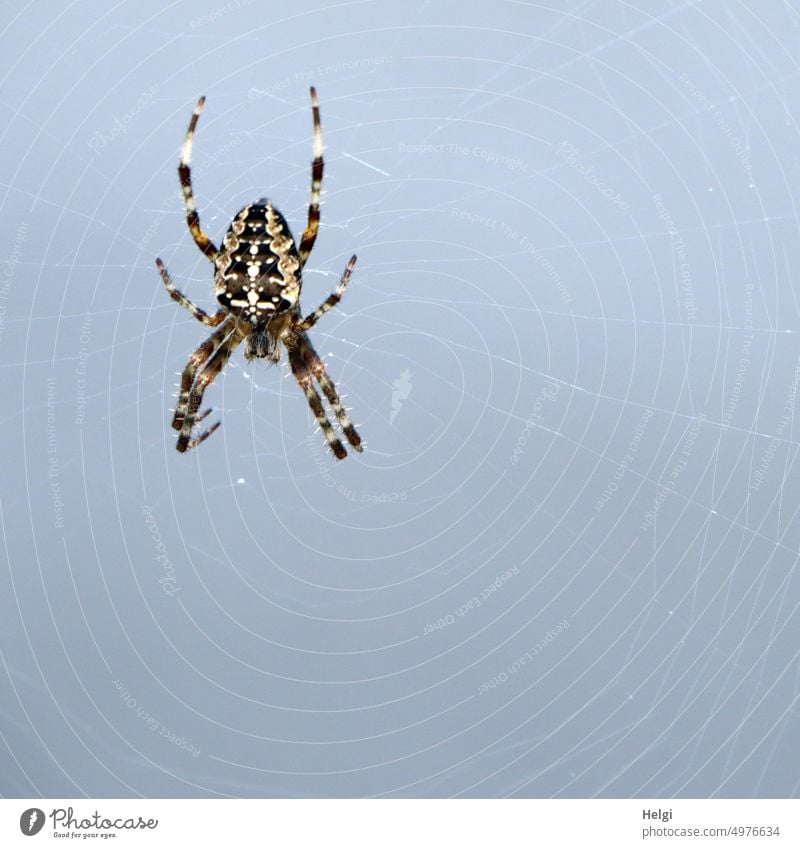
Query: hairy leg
297,87,324,270
296,332,362,452
299,255,357,332
173,319,237,441
287,341,347,460
178,96,218,261
156,258,226,325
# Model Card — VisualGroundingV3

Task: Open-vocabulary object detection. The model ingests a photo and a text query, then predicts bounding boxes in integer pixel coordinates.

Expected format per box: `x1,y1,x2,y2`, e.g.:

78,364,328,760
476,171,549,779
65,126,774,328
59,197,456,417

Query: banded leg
298,333,362,452
288,342,347,460
297,86,323,270
298,254,357,332
176,325,246,452
172,319,235,435
156,258,227,326
179,96,218,262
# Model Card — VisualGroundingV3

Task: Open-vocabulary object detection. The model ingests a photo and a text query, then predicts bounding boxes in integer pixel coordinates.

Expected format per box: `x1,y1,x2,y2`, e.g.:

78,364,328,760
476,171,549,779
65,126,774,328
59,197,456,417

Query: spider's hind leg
297,87,324,270
179,96,219,262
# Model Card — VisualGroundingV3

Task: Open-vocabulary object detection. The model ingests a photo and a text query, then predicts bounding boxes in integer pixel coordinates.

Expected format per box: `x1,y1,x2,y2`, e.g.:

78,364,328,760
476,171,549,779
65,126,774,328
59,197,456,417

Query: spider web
0,0,799,800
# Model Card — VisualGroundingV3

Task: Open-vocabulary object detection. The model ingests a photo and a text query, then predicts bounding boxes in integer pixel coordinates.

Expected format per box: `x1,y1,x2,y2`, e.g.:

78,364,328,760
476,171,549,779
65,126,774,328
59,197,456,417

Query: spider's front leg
287,341,347,460
173,319,243,451
299,332,362,453
288,331,362,458
172,319,233,433
173,324,246,453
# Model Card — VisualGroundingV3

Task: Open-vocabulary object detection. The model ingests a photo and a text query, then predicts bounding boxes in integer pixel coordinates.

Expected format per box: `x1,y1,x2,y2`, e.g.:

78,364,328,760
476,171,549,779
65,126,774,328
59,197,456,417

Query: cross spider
155,87,363,458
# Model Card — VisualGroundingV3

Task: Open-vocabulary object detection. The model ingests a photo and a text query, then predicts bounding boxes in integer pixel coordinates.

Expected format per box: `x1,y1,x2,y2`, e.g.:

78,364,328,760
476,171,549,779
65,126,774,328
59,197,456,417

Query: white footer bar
2,799,797,847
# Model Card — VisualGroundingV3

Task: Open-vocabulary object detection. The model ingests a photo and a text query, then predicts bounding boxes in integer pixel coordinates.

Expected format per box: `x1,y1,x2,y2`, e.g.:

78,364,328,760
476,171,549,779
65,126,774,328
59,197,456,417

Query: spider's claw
187,420,220,451
344,431,363,452
175,419,220,452
195,407,213,424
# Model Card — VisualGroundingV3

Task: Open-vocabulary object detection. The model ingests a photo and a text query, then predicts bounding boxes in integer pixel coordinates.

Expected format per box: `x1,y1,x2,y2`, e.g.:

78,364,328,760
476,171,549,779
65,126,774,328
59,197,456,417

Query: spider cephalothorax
155,88,362,459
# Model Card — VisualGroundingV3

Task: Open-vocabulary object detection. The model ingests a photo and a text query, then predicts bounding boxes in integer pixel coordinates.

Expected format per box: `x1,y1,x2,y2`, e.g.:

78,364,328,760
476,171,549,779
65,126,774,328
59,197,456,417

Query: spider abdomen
214,200,301,324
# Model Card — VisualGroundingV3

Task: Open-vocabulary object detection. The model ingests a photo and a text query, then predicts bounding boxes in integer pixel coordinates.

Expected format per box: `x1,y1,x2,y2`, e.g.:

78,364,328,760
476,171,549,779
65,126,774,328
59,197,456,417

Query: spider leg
179,96,219,262
297,332,362,453
156,258,227,326
298,254,357,332
287,339,347,460
176,323,246,452
297,86,323,270
172,318,235,435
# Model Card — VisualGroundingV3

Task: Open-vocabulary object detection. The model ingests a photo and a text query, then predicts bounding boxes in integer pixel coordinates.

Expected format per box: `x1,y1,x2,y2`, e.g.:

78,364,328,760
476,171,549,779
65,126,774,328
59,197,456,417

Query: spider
155,87,363,459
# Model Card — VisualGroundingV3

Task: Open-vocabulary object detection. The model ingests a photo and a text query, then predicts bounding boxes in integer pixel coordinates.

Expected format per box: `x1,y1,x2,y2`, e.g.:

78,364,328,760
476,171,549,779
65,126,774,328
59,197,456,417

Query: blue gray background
1,0,799,798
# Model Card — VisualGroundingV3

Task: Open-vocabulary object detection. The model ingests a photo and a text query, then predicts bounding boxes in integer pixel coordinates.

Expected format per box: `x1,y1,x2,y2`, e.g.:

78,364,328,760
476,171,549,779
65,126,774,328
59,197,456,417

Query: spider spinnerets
155,87,363,459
